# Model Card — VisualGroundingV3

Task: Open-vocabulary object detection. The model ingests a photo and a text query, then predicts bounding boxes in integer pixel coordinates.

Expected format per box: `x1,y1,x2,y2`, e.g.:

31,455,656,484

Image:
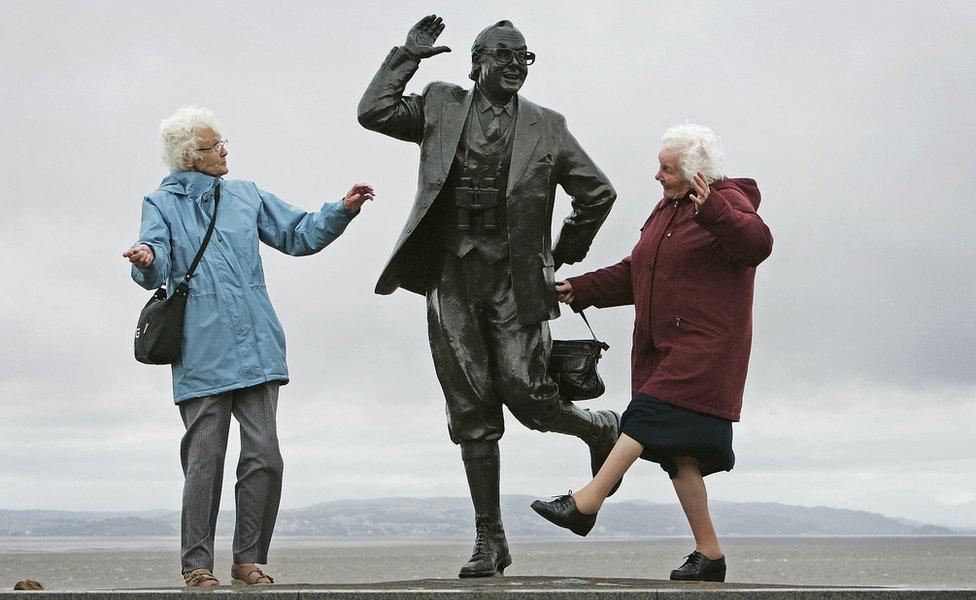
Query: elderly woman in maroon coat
531,124,772,582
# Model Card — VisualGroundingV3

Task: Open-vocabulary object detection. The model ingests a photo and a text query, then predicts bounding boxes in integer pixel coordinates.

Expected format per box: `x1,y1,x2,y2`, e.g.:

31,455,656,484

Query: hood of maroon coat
712,177,761,209
652,177,761,214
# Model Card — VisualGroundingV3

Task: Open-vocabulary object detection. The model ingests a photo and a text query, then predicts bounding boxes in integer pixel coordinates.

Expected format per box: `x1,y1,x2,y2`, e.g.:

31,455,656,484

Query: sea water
1,535,973,590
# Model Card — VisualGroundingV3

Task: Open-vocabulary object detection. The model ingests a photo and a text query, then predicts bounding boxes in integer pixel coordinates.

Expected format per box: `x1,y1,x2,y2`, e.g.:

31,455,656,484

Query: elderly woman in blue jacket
122,106,374,588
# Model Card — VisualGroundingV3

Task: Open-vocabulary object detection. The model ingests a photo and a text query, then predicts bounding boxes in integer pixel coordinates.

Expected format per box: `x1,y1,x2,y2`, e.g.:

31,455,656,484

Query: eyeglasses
488,48,536,65
197,140,228,153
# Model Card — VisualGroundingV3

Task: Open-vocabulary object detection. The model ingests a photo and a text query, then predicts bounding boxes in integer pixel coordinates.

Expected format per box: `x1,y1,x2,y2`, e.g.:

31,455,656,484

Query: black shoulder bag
134,182,220,365
549,310,611,401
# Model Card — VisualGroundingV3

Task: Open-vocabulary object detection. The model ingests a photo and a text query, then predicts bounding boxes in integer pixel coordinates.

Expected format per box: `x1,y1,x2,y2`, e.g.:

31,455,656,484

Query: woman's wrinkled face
655,149,690,200
185,127,228,177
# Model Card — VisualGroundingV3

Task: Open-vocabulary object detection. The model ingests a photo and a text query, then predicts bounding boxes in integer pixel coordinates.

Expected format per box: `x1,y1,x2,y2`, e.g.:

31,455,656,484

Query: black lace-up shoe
458,514,511,578
670,551,727,582
530,492,597,537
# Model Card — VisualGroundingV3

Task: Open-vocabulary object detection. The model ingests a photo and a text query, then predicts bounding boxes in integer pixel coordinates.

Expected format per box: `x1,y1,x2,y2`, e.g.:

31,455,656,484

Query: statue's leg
460,442,500,516
487,277,624,496
457,441,511,577
546,402,623,495
426,249,510,577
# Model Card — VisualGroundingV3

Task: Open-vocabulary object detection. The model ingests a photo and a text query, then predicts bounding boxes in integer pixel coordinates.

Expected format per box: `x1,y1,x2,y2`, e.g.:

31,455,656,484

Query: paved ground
232,575,855,590
4,576,975,599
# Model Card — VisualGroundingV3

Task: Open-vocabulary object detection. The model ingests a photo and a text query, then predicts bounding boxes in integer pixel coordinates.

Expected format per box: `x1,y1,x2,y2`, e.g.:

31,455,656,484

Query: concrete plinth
3,576,974,599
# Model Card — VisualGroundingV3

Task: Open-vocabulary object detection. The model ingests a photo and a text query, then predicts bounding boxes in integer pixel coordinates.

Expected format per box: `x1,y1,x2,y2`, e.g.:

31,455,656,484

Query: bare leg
671,456,723,559
571,433,644,514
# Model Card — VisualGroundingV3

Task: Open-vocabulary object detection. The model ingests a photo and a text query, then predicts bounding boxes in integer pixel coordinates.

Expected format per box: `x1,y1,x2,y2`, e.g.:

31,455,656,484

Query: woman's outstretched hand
555,280,575,304
343,183,375,214
123,243,154,267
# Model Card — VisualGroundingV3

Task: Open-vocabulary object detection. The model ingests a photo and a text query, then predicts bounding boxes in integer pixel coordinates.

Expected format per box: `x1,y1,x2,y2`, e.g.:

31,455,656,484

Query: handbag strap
175,182,220,295
578,310,610,350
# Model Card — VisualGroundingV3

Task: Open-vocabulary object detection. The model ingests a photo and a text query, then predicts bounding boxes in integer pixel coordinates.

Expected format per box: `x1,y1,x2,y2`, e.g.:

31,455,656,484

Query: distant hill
840,491,976,529
0,496,964,538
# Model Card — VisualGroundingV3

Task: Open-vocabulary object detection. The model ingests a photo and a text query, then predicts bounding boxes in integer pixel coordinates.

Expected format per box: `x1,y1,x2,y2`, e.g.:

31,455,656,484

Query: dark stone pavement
3,576,975,599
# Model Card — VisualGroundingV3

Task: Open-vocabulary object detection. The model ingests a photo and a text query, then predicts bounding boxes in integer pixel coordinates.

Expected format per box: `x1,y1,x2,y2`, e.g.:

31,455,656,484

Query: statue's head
469,20,534,101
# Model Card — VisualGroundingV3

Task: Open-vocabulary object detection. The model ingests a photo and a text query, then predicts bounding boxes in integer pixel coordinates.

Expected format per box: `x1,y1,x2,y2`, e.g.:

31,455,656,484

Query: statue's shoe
670,551,727,582
530,492,597,537
458,514,512,578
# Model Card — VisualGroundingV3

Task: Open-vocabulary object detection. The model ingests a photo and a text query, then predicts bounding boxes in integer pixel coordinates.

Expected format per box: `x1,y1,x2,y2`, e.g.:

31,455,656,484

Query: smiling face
655,149,691,200
183,127,228,177
475,28,528,104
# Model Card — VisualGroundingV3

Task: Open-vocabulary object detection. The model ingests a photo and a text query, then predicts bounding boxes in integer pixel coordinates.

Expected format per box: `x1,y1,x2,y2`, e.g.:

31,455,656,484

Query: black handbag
134,182,220,365
549,311,611,401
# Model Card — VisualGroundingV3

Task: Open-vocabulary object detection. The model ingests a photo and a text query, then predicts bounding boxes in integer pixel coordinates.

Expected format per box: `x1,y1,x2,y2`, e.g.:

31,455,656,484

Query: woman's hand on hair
690,170,710,211
555,281,575,305
343,183,375,215
123,243,154,267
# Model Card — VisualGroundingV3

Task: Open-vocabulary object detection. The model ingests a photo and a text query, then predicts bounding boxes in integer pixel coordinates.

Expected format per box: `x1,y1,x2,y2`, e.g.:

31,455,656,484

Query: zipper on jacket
675,316,721,338
646,201,683,346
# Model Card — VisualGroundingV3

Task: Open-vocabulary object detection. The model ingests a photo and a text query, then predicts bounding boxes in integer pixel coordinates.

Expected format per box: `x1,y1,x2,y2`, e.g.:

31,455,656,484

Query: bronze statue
358,15,620,577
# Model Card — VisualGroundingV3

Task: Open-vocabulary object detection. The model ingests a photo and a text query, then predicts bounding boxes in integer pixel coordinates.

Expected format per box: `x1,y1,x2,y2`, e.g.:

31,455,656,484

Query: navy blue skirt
620,394,735,479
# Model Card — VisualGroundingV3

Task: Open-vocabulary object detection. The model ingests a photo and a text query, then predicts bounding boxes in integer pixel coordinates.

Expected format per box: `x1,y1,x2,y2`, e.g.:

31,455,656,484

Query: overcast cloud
1,0,973,527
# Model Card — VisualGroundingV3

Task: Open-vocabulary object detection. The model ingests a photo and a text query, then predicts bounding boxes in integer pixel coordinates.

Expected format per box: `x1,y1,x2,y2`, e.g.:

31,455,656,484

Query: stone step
3,576,974,599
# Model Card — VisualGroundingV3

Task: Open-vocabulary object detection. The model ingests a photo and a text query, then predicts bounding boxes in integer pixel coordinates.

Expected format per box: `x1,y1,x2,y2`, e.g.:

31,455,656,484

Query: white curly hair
661,123,725,183
158,106,221,172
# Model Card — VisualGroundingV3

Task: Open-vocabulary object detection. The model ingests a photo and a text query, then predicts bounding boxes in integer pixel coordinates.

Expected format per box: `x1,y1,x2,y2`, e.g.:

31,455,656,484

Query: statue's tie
485,106,505,143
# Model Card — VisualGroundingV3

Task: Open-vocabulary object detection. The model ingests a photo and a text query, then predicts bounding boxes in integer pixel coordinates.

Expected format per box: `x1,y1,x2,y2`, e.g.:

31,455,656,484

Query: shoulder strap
174,182,220,294
578,310,610,350
578,310,597,340
580,311,610,350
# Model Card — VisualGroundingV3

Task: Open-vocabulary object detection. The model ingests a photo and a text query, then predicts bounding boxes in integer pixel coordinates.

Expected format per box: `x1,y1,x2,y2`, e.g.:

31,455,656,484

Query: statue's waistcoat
429,100,516,264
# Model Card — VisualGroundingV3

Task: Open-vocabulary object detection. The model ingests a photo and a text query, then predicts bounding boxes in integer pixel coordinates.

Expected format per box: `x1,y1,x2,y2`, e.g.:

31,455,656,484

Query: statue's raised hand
404,14,451,59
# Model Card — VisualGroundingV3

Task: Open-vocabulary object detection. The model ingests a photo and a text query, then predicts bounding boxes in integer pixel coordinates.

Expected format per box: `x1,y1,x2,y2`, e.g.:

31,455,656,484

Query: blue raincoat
132,170,356,403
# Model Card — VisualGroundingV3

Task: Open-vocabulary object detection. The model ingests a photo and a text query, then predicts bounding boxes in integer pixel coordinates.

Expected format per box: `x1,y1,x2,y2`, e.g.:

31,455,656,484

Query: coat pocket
674,315,722,340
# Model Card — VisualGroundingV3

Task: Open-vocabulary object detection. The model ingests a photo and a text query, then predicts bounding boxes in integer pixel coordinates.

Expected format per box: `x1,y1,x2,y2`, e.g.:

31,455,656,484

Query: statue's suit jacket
358,47,616,325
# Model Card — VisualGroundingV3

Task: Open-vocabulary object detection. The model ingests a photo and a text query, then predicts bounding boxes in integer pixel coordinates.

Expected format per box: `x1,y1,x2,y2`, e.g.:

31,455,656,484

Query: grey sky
1,1,973,527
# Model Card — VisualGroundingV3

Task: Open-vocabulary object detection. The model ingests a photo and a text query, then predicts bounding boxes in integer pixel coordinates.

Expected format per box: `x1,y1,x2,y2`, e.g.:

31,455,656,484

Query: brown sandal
231,564,274,586
184,568,220,588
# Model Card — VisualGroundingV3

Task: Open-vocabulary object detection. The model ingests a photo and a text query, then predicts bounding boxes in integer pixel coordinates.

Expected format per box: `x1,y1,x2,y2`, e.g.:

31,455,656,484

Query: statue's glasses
490,48,536,65
197,140,229,153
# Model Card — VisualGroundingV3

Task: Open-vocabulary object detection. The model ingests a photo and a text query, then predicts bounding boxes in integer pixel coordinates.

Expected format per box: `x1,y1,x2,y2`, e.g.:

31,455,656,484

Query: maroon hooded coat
567,178,772,421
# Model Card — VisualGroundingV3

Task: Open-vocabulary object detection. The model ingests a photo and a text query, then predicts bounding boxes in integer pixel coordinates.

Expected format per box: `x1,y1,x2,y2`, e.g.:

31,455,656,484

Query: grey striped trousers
178,382,283,574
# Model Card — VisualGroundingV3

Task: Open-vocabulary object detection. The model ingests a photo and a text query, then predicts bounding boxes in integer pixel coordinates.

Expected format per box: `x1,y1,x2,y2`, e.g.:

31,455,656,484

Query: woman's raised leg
571,433,644,513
